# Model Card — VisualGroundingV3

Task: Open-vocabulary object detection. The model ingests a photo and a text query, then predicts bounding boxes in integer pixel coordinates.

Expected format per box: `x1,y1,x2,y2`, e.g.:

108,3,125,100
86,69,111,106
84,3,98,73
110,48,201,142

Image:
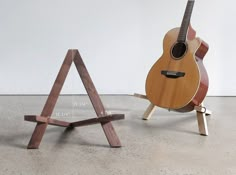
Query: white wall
0,0,235,95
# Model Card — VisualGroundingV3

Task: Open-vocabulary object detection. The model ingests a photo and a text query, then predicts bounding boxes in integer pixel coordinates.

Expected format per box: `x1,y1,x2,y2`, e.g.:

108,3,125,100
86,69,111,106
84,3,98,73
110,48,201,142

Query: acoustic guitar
145,0,209,112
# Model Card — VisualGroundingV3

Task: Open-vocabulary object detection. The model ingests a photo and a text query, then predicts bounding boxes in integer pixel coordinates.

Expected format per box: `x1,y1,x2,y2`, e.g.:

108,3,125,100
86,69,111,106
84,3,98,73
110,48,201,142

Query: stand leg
142,103,156,120
74,50,122,147
27,51,74,149
133,93,157,120
195,104,209,136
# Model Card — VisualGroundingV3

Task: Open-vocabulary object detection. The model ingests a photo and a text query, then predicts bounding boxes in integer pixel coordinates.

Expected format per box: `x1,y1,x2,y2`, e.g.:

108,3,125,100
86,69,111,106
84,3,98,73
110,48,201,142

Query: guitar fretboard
177,0,195,43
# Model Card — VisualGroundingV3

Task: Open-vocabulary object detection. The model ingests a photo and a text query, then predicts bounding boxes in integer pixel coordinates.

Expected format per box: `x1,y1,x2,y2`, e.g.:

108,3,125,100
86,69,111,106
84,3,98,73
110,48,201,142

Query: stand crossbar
25,114,124,128
25,49,124,149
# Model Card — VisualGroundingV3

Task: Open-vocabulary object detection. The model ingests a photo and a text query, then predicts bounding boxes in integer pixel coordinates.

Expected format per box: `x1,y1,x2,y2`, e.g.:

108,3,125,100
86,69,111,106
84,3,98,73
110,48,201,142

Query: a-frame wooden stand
24,49,124,149
134,93,211,136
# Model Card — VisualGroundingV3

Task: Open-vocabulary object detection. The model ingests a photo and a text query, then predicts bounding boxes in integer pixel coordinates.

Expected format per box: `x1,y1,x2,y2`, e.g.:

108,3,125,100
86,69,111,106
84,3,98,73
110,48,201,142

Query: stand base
134,93,211,136
24,50,125,149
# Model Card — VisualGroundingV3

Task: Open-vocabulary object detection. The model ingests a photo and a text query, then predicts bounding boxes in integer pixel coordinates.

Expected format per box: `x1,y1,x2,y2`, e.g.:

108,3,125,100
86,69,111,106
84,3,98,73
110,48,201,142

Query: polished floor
0,95,235,175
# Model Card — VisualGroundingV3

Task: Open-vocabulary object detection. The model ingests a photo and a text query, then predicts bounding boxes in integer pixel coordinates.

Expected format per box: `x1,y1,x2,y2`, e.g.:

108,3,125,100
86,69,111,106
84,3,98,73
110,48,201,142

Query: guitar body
145,27,209,112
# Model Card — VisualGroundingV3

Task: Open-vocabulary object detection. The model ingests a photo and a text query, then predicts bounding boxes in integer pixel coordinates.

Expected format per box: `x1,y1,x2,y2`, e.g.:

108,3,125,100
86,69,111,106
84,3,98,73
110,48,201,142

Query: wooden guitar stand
24,49,124,149
134,93,211,136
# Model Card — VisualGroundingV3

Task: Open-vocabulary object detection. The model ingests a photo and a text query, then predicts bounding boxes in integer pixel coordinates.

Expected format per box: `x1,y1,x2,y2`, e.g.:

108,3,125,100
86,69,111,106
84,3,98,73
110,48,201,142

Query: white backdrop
0,0,235,95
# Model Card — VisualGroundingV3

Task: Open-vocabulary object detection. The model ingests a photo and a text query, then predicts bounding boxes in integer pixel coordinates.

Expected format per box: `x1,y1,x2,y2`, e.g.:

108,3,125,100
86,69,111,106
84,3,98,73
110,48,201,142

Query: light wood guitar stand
24,49,124,149
134,93,211,136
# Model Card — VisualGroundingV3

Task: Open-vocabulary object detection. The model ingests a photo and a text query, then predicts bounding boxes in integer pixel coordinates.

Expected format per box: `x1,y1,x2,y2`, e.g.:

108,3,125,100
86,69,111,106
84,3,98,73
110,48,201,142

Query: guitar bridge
161,70,185,79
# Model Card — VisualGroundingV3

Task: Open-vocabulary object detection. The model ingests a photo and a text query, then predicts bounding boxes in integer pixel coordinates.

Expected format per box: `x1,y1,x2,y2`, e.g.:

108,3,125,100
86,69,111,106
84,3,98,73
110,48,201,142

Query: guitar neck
177,0,195,43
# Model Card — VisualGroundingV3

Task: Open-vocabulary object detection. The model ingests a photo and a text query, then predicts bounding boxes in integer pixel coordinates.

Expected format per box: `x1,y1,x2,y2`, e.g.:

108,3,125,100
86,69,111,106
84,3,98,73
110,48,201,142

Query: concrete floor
0,95,235,175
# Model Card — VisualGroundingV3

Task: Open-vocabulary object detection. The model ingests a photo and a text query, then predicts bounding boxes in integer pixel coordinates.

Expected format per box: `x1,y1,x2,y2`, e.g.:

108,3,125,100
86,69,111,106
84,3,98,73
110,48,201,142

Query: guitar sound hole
171,42,187,59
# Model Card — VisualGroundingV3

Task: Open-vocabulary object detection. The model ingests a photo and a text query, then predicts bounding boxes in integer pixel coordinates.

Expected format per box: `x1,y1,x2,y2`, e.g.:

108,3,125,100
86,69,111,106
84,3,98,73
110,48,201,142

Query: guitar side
145,27,209,112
